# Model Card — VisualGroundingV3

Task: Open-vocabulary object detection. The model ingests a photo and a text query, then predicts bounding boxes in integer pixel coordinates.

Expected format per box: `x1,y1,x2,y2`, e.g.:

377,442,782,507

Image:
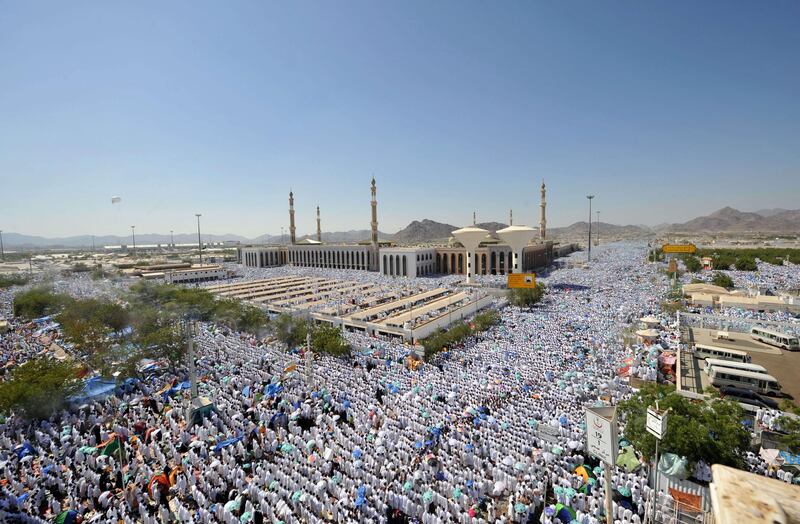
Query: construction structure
205,276,493,341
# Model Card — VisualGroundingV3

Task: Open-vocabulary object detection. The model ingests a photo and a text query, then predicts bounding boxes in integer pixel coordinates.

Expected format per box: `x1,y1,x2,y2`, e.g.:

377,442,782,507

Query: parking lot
691,327,799,404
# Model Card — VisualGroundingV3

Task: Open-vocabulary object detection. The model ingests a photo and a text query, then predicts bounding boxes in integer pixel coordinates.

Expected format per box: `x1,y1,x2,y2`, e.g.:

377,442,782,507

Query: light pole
170,230,174,248
195,214,203,266
596,210,600,247
586,195,594,262
0,230,4,261
131,226,136,257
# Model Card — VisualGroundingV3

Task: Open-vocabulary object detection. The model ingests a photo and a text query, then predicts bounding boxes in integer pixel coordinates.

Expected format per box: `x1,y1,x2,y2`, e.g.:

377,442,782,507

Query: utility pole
596,210,600,247
185,321,198,399
586,195,594,262
195,214,203,266
130,226,136,257
91,235,95,253
305,331,312,385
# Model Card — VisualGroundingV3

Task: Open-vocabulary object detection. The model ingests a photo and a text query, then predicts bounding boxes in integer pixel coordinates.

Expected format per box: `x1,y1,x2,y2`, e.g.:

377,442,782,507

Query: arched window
389,255,394,276
490,252,496,275
481,253,487,275
458,254,463,274
402,256,407,277
450,253,456,274
383,255,388,274
440,254,446,273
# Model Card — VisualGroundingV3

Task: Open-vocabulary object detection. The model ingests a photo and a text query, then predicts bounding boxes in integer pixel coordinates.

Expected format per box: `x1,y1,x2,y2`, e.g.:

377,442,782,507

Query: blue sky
1,1,798,238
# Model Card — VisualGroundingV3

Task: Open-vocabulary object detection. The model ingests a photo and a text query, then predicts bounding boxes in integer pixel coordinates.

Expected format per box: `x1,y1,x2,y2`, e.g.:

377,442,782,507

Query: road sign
585,406,618,464
662,244,696,254
646,407,668,440
537,424,560,444
508,273,536,289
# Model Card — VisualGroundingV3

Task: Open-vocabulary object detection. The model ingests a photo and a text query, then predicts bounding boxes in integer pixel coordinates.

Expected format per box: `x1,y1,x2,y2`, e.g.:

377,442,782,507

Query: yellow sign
508,273,536,289
662,244,696,254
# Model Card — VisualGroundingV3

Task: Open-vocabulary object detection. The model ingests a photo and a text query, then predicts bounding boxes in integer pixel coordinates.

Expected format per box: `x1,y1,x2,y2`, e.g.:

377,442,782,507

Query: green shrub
711,272,734,289
508,283,546,308
12,287,73,319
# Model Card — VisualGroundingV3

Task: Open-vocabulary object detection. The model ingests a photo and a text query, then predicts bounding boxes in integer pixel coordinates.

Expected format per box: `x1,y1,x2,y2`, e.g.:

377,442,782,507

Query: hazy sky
1,1,799,238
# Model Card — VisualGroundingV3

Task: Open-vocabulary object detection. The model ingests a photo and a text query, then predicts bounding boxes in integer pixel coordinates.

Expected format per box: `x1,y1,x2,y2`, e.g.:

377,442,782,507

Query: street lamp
0,230,4,261
586,196,594,262
131,226,136,257
171,230,174,248
195,214,203,266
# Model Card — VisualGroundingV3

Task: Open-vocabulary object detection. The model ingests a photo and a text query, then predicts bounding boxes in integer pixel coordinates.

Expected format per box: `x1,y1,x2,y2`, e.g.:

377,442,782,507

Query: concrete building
164,265,227,284
288,244,374,270
234,177,572,278
379,247,436,277
240,246,286,268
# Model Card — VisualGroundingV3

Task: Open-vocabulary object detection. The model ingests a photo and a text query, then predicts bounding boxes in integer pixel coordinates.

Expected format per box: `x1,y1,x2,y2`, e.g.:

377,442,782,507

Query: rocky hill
667,207,800,233
549,222,652,239
392,220,456,244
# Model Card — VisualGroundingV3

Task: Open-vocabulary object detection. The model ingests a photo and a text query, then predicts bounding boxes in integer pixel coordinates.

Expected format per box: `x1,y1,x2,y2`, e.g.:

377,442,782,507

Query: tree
12,288,72,319
310,323,351,357
508,283,546,308
619,384,750,469
58,299,129,373
0,274,30,289
71,262,91,272
711,272,734,289
273,314,308,348
129,307,187,371
774,416,800,454
683,256,702,273
734,256,757,271
0,358,81,420
711,254,735,270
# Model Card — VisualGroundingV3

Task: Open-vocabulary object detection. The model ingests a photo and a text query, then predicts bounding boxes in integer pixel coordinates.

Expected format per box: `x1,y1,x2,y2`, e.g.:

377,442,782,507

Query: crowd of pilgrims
0,243,796,523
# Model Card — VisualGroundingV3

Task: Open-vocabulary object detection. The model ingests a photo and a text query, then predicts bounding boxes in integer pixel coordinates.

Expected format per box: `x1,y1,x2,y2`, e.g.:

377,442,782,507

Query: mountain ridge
4,207,797,248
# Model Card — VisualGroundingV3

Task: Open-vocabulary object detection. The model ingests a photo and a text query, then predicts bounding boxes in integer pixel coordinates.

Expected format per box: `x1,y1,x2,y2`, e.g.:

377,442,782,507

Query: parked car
720,385,779,409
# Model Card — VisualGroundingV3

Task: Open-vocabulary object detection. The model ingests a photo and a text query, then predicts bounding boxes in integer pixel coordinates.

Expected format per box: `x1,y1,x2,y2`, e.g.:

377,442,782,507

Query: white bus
707,366,781,396
750,326,800,351
704,358,767,376
693,344,751,363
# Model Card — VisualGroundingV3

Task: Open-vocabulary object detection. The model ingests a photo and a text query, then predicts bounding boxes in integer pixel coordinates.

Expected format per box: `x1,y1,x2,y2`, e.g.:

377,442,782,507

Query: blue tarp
263,383,283,397
780,450,800,466
14,442,37,460
214,434,244,453
162,381,191,400
69,377,117,404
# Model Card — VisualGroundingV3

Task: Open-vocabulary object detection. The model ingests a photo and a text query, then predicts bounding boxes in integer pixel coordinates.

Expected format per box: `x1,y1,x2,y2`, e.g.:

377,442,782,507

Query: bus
707,366,781,396
750,326,800,351
704,358,767,376
693,344,751,363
